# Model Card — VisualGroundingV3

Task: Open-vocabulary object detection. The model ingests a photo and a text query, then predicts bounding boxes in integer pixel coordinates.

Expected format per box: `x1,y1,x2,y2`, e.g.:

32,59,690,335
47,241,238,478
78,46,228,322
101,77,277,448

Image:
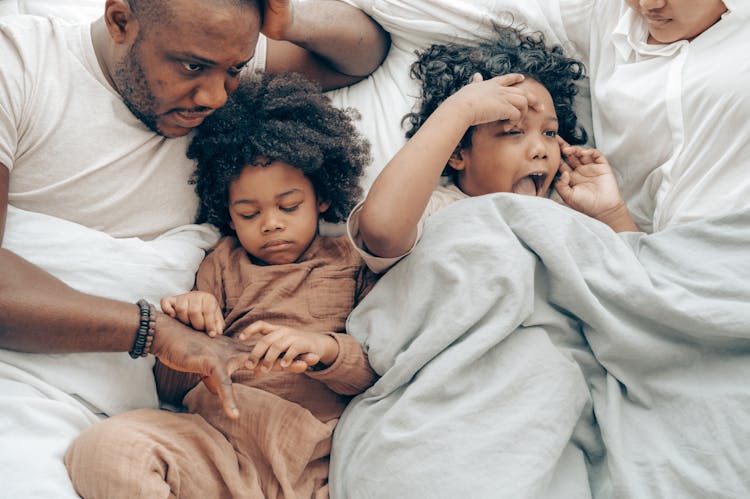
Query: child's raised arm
357,73,535,258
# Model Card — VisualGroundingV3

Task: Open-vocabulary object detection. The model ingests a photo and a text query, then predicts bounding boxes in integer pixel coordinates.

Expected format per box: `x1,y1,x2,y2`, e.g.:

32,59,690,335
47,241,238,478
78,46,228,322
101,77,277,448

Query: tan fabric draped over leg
65,383,334,499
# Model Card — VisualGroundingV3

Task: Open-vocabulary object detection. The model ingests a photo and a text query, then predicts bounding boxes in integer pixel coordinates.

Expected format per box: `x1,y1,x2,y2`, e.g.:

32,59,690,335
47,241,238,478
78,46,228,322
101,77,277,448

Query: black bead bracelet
129,299,155,359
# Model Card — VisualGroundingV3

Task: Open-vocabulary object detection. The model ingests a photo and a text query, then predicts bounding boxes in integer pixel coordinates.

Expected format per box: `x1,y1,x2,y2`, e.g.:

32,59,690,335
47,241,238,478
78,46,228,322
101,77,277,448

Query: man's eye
181,62,203,73
280,205,300,213
241,212,259,220
502,130,522,136
228,64,247,77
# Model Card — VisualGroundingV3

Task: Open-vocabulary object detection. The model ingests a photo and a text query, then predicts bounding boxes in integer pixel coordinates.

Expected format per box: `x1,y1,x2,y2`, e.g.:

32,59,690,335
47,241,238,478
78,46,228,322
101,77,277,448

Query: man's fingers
213,372,240,420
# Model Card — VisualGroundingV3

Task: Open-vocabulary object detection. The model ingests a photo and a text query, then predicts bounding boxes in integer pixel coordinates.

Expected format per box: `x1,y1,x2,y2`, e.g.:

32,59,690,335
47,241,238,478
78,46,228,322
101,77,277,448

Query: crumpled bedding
330,194,750,499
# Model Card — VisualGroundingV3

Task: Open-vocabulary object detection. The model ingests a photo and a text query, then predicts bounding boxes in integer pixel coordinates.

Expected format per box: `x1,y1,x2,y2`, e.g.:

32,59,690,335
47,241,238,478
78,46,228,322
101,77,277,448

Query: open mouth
171,110,213,128
512,172,548,196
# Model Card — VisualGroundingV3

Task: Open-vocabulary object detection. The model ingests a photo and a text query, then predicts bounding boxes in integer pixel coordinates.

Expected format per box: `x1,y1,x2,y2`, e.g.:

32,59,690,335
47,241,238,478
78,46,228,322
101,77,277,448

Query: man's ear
317,199,331,214
104,0,139,44
447,147,467,172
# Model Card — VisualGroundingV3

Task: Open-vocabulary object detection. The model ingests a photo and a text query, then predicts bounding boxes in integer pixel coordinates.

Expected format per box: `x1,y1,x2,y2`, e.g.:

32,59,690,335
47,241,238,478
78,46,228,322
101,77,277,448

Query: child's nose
529,136,548,160
261,214,284,233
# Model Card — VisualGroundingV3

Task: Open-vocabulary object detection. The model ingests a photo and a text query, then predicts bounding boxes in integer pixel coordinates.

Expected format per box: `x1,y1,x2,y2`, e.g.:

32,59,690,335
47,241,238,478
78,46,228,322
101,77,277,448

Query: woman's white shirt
555,0,750,232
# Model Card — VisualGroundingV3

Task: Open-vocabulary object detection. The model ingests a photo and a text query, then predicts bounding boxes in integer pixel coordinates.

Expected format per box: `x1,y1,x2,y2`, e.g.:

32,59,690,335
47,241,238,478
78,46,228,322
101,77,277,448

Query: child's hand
160,291,225,337
447,73,538,128
555,139,638,232
239,321,339,374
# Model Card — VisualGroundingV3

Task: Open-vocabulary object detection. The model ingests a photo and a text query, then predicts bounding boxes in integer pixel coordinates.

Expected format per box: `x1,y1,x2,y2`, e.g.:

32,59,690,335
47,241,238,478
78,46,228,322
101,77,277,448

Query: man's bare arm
0,248,254,418
263,0,390,90
0,167,251,418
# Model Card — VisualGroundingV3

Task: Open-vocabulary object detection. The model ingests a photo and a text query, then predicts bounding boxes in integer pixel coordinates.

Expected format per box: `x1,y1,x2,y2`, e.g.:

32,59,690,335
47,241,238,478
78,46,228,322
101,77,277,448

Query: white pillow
329,0,594,191
0,0,103,20
1,0,592,189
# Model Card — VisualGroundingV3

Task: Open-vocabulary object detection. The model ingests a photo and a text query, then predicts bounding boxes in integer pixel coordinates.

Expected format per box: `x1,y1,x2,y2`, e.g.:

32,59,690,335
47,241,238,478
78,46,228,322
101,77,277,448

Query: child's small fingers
287,360,310,373
565,154,583,169
579,149,597,163
213,317,225,336
493,73,524,87
299,353,320,365
555,172,573,199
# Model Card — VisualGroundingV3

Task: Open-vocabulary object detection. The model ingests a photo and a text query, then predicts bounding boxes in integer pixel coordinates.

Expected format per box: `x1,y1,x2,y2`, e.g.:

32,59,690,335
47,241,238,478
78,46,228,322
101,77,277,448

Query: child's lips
262,240,293,250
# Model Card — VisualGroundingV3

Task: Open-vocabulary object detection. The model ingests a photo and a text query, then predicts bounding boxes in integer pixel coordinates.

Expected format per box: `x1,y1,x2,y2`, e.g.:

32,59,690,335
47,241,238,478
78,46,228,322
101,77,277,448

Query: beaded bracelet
129,299,156,359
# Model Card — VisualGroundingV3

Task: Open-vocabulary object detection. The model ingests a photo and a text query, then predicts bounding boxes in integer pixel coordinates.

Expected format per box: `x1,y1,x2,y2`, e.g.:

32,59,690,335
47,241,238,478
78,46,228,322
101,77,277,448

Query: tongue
513,177,537,196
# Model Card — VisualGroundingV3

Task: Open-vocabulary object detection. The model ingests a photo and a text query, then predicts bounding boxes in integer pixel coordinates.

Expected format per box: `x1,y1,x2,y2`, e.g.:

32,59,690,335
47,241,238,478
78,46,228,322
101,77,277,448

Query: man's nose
193,76,229,110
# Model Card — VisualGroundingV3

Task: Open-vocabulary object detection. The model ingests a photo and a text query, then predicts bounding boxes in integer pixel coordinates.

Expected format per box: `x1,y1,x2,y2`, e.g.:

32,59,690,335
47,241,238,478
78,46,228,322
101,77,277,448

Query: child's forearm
359,101,471,257
305,333,377,396
597,203,639,233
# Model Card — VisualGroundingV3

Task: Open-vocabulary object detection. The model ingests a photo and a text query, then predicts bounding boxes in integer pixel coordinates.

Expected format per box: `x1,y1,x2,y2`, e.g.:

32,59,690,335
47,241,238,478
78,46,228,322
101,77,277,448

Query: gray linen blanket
330,193,750,498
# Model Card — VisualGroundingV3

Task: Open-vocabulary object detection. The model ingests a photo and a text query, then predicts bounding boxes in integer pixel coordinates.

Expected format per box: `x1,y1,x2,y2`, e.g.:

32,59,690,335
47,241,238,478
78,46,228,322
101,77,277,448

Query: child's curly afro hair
404,24,588,154
187,71,371,236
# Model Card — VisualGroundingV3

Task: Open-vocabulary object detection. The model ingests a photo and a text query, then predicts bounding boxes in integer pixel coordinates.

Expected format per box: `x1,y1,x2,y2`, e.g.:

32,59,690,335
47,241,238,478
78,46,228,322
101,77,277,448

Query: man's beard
113,38,163,135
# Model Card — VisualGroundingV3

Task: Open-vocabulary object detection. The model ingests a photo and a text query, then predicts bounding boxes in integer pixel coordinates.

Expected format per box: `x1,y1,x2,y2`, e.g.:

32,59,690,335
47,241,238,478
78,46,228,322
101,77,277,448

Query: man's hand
161,291,224,337
260,0,295,40
150,313,253,420
238,321,339,374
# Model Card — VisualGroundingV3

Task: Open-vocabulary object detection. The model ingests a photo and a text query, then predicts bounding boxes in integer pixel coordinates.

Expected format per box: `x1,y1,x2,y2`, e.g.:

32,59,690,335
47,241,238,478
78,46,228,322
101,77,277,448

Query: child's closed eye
280,204,301,213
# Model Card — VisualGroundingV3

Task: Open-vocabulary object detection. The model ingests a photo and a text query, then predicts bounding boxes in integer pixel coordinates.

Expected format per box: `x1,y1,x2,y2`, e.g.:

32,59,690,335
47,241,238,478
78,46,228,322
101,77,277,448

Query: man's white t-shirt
0,14,268,498
0,15,266,240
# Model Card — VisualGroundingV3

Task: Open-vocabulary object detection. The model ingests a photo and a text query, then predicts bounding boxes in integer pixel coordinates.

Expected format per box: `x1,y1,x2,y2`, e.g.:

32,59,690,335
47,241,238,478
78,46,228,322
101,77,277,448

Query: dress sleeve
305,332,377,396
195,241,226,311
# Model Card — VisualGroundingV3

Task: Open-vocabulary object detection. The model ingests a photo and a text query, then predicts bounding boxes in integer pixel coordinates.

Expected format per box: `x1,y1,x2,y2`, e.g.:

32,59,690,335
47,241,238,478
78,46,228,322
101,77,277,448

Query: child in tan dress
65,72,376,499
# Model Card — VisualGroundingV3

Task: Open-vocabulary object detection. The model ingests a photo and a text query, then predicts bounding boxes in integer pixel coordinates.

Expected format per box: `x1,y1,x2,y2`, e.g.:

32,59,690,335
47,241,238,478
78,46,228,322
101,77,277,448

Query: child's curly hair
404,24,588,173
187,72,371,235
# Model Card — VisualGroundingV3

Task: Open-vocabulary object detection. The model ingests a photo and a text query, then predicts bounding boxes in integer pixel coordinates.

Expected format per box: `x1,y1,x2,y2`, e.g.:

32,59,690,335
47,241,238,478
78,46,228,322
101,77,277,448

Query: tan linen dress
65,235,378,498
